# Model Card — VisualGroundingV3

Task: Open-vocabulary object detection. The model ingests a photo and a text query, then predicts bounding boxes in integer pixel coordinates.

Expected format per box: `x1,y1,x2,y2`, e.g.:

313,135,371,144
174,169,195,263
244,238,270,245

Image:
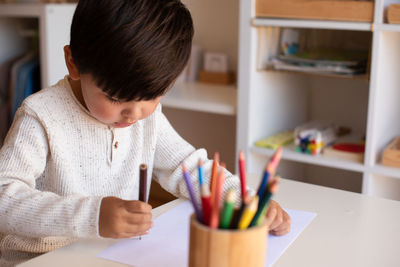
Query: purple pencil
182,164,203,222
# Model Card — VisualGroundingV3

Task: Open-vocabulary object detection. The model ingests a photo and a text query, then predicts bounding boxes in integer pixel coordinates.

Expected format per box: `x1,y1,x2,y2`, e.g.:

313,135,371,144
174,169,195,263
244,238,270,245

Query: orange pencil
209,163,226,229
209,152,219,204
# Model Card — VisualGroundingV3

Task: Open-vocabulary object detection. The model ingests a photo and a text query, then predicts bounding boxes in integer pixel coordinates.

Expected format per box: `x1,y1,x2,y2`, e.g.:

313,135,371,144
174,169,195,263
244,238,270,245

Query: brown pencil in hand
139,164,148,203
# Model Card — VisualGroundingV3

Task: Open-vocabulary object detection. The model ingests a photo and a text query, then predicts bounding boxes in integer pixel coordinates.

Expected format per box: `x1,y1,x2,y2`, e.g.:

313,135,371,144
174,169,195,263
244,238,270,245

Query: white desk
19,178,400,267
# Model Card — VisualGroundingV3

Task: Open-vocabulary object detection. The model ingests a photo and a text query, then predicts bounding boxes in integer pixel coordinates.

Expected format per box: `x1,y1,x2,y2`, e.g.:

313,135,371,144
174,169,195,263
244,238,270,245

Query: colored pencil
256,147,282,201
230,192,250,229
238,195,259,229
238,150,247,201
201,183,212,225
219,189,236,229
139,164,148,203
250,176,280,227
209,163,226,229
198,159,205,186
138,164,148,241
182,164,203,222
210,152,220,203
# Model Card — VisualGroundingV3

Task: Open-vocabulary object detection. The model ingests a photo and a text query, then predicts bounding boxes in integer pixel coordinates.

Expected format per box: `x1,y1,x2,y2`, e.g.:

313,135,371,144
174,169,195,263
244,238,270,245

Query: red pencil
201,184,212,225
238,150,247,201
209,163,226,229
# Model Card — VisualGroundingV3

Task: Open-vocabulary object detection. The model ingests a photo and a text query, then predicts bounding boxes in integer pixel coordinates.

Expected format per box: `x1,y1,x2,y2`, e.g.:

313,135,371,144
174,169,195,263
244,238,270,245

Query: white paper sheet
98,201,316,267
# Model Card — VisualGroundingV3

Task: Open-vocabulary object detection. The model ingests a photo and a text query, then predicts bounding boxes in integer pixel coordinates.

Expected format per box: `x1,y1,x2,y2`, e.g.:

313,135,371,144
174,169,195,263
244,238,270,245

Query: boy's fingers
270,227,290,236
266,205,277,226
270,220,291,236
268,207,283,230
124,230,151,238
123,221,153,234
124,200,152,213
125,213,153,225
115,231,148,239
269,209,291,235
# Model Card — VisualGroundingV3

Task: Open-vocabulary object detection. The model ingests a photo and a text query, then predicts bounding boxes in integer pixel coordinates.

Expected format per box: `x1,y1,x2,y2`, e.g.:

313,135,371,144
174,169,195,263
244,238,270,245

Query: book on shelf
255,130,294,150
271,52,367,76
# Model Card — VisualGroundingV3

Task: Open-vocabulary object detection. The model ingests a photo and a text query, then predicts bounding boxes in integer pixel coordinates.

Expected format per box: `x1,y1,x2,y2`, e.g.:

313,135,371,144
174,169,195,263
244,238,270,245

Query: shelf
260,69,369,82
161,82,237,115
250,144,366,173
0,3,43,17
252,18,372,31
375,23,400,32
0,3,75,18
370,164,400,179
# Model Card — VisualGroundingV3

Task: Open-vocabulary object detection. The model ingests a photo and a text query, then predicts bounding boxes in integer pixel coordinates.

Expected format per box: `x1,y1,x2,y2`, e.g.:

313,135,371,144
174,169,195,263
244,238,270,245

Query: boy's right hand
99,196,153,238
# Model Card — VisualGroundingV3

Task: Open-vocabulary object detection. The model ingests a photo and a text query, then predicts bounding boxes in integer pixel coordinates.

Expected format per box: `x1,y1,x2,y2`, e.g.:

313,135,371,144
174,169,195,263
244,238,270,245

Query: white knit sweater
0,76,241,266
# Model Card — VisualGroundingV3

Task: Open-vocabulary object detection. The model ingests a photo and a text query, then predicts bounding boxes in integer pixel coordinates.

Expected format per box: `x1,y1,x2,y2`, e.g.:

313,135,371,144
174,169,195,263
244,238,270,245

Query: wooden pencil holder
188,214,268,267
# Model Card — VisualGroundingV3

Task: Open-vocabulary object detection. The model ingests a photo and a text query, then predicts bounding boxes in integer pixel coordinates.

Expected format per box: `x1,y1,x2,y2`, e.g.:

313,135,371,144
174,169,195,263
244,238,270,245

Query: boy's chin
112,122,135,128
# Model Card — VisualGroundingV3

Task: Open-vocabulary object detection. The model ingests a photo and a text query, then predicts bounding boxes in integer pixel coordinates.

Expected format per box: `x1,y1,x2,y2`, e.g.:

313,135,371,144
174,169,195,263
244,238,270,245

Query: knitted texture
0,76,241,265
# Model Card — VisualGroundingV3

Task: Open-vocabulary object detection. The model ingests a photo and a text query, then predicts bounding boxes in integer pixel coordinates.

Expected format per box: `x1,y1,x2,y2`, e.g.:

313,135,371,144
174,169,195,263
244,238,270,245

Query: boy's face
64,45,161,128
79,74,161,128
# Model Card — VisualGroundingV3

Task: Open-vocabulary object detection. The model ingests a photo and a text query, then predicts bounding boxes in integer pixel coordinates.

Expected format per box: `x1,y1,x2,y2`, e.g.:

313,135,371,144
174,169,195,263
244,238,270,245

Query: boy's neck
68,77,88,110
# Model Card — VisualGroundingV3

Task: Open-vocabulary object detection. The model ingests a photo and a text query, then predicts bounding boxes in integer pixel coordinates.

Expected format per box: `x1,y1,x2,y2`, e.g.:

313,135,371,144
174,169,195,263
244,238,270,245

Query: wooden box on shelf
382,137,400,168
255,0,374,22
198,70,235,85
40,0,77,2
388,4,400,24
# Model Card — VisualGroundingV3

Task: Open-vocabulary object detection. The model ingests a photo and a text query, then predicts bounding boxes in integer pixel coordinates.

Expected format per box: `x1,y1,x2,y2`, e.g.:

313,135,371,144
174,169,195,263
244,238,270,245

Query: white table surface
19,177,400,267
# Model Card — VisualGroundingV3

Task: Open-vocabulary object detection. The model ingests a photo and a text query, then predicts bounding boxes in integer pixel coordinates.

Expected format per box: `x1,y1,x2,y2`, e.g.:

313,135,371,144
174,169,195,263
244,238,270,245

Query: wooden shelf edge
250,145,366,173
252,18,372,31
258,69,370,82
369,164,400,179
375,23,400,32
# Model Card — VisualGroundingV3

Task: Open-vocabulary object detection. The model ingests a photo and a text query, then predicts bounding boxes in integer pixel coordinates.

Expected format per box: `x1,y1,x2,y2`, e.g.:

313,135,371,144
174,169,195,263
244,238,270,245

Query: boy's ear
64,45,80,80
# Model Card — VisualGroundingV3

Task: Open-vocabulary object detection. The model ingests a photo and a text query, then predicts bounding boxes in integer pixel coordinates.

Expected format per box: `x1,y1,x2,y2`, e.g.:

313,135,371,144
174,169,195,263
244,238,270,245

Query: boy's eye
107,96,121,104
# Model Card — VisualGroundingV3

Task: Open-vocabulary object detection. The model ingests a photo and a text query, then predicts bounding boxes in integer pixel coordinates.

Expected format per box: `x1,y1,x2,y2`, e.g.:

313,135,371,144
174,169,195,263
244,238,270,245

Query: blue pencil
256,147,282,202
256,171,270,202
198,159,205,186
182,164,203,222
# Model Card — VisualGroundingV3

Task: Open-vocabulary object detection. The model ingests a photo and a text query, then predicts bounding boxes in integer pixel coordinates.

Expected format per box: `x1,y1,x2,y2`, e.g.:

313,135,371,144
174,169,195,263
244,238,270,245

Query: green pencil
219,189,236,229
249,176,279,227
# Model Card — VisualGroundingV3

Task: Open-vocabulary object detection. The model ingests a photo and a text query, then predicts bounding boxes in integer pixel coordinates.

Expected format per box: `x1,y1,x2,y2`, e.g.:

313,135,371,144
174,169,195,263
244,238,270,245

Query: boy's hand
265,200,291,236
99,196,153,238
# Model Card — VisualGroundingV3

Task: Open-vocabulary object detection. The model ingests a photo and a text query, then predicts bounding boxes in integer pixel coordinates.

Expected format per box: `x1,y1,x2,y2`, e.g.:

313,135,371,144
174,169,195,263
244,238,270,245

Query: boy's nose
121,108,139,121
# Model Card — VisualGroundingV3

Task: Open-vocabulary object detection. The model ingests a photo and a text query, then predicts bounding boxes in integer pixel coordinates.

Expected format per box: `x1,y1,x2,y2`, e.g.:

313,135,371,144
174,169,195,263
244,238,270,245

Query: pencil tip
181,163,187,172
198,159,203,166
239,150,244,160
226,189,236,202
140,164,147,170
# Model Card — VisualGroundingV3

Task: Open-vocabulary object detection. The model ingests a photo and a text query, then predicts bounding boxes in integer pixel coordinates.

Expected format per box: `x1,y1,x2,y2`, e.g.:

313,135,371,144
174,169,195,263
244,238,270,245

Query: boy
0,0,290,265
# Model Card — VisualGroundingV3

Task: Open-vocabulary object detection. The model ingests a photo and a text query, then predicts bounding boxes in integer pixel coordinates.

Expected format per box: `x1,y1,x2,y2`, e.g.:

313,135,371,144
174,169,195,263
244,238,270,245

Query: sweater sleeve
0,108,102,238
152,110,242,204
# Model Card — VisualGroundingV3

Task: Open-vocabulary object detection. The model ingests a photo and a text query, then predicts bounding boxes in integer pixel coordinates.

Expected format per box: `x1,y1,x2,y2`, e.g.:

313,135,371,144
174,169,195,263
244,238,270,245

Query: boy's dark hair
70,0,193,101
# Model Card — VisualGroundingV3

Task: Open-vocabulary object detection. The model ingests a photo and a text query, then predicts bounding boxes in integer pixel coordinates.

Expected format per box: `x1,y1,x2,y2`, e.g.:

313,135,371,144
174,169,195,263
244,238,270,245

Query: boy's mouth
114,122,135,128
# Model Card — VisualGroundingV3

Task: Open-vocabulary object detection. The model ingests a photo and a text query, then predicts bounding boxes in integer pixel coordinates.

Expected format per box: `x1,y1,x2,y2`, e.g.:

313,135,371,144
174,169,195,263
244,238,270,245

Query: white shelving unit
237,0,400,201
0,3,76,87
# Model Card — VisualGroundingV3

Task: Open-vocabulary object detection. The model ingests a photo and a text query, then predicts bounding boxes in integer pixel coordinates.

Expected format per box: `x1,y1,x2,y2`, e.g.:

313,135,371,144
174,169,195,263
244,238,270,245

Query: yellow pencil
238,195,259,229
